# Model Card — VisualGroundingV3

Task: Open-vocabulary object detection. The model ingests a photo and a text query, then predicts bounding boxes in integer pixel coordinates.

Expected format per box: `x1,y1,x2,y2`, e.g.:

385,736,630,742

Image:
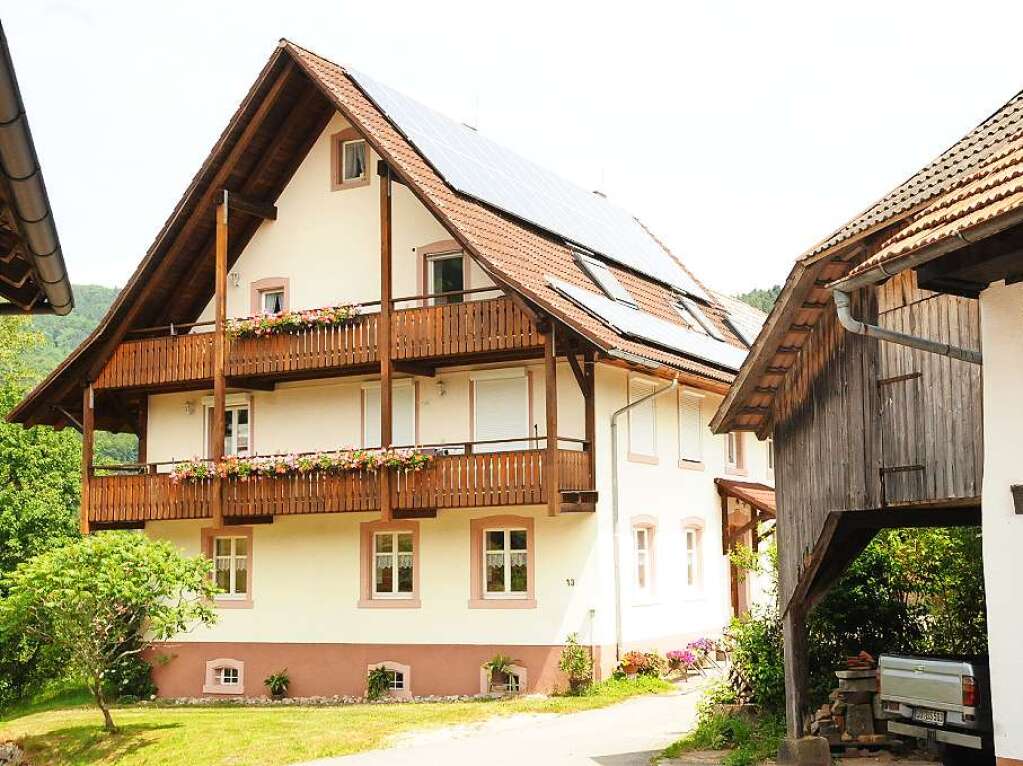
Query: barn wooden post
782,602,810,738
211,190,228,529
545,324,560,515
379,163,393,521
583,350,595,488
80,383,94,534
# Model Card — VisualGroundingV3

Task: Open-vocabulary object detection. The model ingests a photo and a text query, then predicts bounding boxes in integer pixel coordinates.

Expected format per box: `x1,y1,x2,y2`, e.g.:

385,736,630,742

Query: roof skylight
673,296,726,342
575,252,637,307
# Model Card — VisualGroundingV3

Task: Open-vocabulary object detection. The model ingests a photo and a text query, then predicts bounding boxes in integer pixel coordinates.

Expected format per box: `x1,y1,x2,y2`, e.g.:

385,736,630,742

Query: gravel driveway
299,680,706,766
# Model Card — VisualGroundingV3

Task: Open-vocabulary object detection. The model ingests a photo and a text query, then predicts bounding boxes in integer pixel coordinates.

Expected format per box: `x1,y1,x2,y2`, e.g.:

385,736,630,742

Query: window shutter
363,383,416,448
678,394,703,463
474,377,528,451
628,380,656,456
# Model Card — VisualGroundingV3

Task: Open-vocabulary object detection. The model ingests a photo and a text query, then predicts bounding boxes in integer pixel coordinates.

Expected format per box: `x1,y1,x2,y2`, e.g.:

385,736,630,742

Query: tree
735,285,782,313
0,532,218,731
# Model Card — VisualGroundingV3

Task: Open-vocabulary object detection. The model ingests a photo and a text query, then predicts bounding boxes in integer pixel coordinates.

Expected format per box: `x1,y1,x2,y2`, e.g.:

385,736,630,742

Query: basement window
575,251,637,307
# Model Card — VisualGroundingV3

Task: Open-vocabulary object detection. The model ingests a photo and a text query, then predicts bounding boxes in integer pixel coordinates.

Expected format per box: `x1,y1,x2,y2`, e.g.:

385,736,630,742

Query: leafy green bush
558,633,592,690
103,647,156,703
727,608,785,711
366,666,391,701
662,712,785,766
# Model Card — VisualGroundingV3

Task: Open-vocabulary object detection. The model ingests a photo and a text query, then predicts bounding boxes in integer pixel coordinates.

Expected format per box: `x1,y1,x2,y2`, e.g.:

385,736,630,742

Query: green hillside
735,285,781,313
23,285,136,464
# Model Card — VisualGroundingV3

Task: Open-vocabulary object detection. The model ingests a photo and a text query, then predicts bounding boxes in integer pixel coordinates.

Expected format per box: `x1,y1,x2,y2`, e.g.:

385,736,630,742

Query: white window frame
372,530,415,599
426,251,467,305
203,394,251,459
678,390,704,465
726,431,744,471
386,669,405,690
685,528,699,587
216,666,240,686
634,527,651,593
482,527,529,599
341,138,367,184
260,288,285,315
213,535,248,599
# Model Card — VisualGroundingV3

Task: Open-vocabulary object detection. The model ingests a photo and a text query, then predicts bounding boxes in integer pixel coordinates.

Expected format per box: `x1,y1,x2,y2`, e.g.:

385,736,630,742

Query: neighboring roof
714,478,776,517
11,40,748,428
842,133,1023,283
712,291,766,348
0,21,72,315
712,83,1023,437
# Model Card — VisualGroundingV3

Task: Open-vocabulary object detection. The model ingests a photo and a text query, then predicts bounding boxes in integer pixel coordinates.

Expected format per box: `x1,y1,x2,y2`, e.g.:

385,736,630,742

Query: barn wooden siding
772,270,982,609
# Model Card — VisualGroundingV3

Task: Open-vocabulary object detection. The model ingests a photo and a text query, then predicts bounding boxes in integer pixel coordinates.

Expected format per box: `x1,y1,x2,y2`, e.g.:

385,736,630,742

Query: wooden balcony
87,448,594,526
94,296,542,391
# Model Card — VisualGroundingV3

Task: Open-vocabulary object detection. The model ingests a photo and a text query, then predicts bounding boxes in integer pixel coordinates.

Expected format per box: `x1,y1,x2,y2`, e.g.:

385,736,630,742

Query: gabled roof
712,83,1023,436
714,478,776,517
11,39,747,428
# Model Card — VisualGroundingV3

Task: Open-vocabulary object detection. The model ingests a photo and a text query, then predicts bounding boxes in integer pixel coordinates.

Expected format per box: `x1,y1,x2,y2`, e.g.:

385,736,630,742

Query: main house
11,40,773,699
714,83,1023,762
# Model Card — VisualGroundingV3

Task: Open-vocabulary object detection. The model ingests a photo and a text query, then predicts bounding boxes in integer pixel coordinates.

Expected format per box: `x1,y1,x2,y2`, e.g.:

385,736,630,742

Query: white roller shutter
473,374,529,452
363,381,416,448
628,379,656,457
678,392,703,463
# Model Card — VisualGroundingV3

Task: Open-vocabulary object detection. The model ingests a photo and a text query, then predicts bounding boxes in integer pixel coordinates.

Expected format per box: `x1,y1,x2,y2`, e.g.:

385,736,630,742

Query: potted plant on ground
484,654,519,693
620,650,646,679
264,669,290,700
558,633,593,694
666,650,697,680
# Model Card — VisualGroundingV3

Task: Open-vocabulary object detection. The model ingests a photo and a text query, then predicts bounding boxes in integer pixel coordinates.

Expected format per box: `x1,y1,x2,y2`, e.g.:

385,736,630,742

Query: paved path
302,681,706,766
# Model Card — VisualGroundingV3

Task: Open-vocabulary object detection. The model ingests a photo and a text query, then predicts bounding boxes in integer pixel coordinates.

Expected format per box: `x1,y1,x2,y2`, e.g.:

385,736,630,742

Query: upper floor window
331,128,370,190
634,527,651,591
484,528,529,598
678,391,703,465
374,531,415,598
726,431,746,474
628,378,657,462
205,398,250,458
362,380,416,448
427,252,465,305
685,528,699,587
471,369,529,453
261,289,284,315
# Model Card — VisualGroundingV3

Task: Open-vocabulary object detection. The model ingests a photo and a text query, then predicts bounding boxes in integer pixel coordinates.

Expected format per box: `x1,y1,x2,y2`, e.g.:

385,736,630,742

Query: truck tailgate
879,655,966,711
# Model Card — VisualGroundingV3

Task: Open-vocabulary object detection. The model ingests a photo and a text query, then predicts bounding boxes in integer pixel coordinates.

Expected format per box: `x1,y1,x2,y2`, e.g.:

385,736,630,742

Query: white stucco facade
979,280,1023,761
136,111,771,696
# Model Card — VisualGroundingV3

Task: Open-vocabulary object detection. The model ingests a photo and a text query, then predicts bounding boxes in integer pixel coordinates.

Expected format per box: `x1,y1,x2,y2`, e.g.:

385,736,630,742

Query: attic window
575,252,637,307
331,128,370,190
673,296,725,341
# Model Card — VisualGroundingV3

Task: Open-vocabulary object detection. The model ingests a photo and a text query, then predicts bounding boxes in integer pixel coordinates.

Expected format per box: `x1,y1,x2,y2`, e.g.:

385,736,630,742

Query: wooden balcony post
379,163,393,521
545,325,560,516
783,601,810,738
211,191,228,529
80,383,94,534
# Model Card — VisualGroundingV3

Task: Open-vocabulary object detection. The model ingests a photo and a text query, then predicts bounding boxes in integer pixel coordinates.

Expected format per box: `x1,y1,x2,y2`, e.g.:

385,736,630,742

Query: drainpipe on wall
609,375,678,662
832,288,981,365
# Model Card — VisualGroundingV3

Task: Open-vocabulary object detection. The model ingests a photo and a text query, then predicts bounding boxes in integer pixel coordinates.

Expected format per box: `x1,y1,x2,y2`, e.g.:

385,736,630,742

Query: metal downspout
609,376,678,662
832,289,981,365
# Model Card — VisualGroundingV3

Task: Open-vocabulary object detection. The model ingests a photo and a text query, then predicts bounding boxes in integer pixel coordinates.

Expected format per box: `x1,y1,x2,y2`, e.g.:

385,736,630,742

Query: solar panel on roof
547,278,745,372
348,68,708,300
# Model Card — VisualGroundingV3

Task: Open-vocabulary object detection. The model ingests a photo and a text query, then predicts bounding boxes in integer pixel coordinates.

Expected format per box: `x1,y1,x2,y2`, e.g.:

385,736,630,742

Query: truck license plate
912,708,945,725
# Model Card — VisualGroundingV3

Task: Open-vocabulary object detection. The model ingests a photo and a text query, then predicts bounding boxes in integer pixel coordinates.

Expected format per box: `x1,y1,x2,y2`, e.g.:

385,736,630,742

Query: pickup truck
879,654,992,756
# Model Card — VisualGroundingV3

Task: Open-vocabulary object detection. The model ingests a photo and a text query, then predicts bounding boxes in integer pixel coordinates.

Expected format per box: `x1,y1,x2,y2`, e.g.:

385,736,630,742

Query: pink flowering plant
226,303,360,339
686,637,717,665
171,448,432,483
666,649,697,672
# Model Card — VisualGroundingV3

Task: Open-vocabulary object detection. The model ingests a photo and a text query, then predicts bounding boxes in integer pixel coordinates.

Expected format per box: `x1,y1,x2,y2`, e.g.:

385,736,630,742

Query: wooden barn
714,87,1023,764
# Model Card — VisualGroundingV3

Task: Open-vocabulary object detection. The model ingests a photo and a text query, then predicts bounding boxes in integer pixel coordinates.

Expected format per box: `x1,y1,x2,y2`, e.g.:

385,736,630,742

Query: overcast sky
6,1,1023,296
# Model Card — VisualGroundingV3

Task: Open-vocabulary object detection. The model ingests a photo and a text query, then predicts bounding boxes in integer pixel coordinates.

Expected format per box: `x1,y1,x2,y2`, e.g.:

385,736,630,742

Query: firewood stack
808,652,900,756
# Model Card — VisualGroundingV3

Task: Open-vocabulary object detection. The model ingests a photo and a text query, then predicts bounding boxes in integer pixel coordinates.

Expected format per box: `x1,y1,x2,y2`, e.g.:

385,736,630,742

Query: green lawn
0,677,671,766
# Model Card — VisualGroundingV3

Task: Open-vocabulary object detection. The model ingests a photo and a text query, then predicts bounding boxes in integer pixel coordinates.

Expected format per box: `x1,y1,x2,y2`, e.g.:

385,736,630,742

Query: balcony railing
88,443,592,525
94,294,542,391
